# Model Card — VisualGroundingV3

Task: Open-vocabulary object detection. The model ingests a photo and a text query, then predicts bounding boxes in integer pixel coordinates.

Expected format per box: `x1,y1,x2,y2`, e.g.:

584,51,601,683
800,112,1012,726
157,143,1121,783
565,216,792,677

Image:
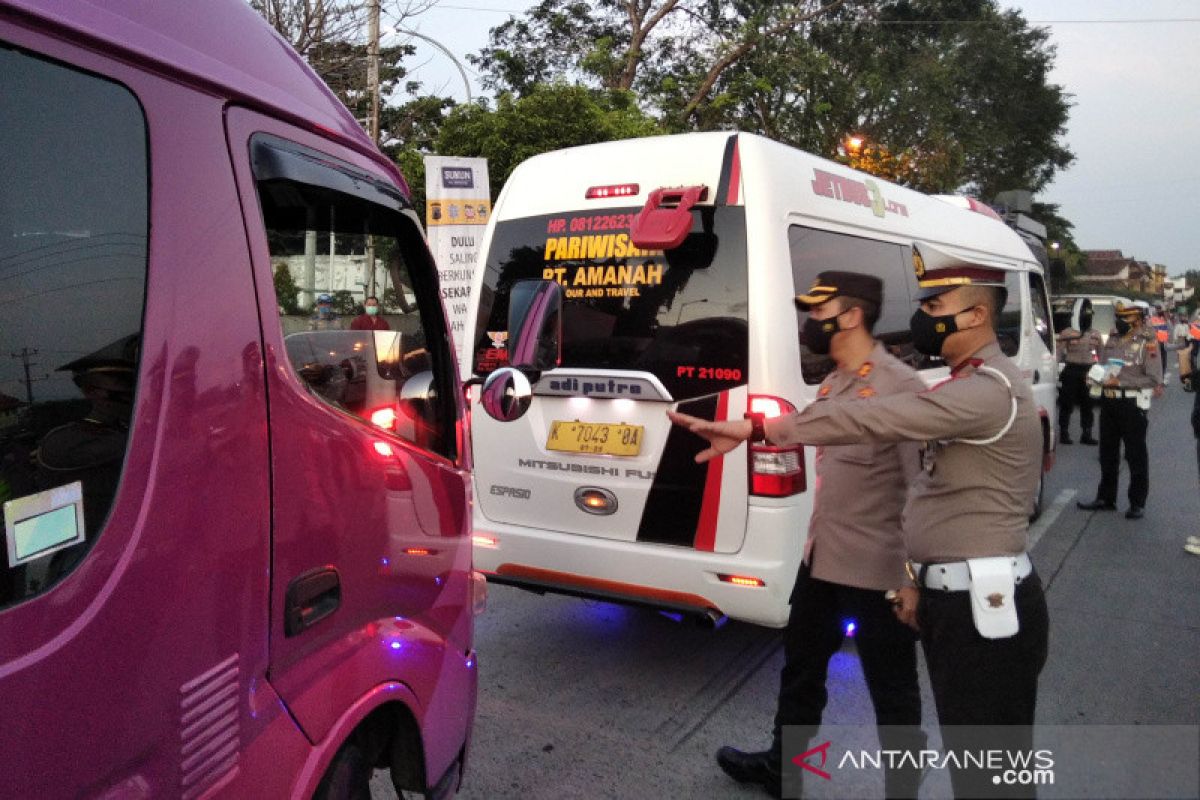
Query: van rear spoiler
630,185,707,250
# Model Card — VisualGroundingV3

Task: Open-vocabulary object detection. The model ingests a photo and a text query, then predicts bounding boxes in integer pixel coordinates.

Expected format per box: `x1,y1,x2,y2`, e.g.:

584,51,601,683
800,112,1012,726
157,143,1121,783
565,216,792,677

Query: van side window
788,226,918,383
1028,272,1054,352
996,272,1023,357
253,147,456,460
0,46,148,610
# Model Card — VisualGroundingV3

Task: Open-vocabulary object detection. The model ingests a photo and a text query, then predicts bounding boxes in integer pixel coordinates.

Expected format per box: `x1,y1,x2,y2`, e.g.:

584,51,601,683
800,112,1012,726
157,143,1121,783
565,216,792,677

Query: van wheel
314,738,372,800
1029,472,1045,522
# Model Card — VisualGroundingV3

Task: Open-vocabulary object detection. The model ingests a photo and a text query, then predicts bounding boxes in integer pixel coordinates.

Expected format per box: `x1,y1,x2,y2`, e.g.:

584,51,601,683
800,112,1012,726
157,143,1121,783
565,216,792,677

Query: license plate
546,420,643,457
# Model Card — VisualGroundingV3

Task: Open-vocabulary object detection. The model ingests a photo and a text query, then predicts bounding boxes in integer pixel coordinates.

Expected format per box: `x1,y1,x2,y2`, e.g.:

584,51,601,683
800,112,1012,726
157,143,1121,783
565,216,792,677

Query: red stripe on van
693,391,729,552
725,140,741,205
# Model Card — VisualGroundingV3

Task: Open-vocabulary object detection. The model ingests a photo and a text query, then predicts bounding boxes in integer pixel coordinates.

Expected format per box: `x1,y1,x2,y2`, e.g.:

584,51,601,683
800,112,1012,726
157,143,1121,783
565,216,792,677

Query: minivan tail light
585,183,639,200
747,394,805,497
370,405,398,431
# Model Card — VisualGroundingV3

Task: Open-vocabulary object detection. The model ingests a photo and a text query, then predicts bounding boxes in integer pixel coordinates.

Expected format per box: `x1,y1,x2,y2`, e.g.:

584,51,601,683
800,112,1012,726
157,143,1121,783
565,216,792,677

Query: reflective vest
1150,315,1170,343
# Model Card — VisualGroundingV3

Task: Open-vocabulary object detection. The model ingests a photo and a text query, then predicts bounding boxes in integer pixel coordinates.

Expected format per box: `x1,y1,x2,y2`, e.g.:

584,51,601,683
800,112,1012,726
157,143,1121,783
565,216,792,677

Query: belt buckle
905,560,919,587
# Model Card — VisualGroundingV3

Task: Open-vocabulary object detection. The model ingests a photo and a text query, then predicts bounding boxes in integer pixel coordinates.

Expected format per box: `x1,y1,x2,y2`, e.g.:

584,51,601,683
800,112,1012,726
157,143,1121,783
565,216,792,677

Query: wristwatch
743,412,767,443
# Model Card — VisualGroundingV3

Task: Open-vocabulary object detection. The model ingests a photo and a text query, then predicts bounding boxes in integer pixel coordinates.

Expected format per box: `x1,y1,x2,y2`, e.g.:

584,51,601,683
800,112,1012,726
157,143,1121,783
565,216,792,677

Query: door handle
284,567,341,637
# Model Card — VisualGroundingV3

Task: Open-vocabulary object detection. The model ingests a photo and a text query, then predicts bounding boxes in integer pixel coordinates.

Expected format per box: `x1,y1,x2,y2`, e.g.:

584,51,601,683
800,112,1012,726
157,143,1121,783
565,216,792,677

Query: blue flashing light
389,641,402,651
844,619,857,637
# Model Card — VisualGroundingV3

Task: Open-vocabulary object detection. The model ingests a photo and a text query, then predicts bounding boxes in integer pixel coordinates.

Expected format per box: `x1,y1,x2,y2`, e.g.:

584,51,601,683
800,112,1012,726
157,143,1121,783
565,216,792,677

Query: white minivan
462,132,1057,628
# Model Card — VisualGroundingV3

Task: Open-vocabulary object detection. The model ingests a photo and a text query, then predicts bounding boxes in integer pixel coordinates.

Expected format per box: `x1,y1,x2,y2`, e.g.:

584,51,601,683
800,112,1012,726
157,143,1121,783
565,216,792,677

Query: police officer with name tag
669,242,1049,799
1076,302,1164,520
713,271,927,799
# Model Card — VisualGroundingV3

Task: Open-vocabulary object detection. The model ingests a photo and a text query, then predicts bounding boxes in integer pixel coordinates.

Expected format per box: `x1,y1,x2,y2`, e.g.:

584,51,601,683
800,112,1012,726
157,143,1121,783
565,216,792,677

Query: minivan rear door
469,202,751,554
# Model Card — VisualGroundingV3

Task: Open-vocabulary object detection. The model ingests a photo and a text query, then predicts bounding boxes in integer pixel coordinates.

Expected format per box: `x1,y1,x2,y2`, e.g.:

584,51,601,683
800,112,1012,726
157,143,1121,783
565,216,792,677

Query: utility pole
10,347,46,405
367,0,380,146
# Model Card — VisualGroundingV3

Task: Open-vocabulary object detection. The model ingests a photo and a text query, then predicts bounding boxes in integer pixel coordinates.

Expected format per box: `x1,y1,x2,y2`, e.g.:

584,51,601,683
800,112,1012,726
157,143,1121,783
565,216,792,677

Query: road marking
1029,488,1076,550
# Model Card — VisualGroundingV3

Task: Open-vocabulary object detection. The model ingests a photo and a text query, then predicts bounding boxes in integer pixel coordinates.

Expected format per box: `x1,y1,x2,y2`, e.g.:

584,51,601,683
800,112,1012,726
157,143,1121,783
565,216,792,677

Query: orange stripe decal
726,140,741,205
693,391,729,552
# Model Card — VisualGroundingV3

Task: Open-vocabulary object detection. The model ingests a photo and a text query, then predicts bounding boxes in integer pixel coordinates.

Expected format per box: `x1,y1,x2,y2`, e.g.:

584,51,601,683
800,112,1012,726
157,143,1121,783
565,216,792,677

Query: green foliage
330,289,358,316
273,262,301,314
434,84,664,198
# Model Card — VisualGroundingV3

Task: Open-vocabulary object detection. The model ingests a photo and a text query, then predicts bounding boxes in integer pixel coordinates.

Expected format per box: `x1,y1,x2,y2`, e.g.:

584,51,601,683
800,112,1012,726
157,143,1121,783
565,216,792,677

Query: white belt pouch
966,557,1020,639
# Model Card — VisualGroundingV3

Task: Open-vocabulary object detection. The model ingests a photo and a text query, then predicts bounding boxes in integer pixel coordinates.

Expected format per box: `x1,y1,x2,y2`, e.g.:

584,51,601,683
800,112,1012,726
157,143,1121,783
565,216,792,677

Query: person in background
1181,314,1200,556
308,293,341,331
351,295,390,331
1054,299,1102,445
1077,302,1164,520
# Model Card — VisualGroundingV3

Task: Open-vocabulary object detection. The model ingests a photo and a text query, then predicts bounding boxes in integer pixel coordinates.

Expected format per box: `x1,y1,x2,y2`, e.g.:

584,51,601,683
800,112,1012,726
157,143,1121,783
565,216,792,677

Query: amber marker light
719,574,766,588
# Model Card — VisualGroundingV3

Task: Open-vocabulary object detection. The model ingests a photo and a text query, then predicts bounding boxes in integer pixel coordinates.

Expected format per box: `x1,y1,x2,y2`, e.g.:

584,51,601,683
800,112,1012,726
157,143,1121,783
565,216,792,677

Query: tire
314,739,373,800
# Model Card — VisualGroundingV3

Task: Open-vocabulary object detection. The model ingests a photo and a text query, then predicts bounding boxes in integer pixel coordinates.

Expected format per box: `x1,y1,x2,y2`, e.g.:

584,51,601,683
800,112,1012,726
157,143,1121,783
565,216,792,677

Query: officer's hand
666,411,752,464
889,586,921,631
1153,385,1165,399
1103,377,1120,388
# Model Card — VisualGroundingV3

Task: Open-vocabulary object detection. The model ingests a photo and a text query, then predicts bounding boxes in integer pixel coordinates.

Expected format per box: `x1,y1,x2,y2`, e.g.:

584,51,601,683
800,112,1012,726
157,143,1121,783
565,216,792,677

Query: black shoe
1080,434,1099,445
716,747,782,799
1077,499,1117,511
1125,506,1144,519
1060,434,1074,445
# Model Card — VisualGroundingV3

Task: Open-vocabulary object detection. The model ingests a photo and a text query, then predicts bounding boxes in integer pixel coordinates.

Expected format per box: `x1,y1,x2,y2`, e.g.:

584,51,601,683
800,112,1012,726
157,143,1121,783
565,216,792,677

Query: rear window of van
472,207,748,401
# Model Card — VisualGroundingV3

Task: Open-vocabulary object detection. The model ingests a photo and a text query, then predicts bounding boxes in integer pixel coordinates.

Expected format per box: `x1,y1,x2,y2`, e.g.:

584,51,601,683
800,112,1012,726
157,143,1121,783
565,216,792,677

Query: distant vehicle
0,1,480,797
462,132,1058,628
1053,294,1133,344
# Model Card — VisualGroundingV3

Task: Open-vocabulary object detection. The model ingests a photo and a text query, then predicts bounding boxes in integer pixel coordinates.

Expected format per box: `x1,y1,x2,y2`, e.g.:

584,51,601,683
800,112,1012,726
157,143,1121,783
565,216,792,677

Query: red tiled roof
1082,249,1124,260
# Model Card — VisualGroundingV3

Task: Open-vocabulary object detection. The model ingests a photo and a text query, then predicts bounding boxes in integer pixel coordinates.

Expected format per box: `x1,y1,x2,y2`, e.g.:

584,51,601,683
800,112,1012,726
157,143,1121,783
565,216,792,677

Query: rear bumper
473,503,806,628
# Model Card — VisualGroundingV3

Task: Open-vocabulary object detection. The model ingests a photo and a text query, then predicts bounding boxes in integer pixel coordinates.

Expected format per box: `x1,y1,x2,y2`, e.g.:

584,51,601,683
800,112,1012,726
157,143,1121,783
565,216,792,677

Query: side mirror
507,280,562,372
480,367,533,422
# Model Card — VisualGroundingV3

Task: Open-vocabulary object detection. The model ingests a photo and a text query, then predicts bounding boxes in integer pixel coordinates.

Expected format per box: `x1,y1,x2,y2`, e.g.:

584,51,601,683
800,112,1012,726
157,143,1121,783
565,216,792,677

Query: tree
471,0,844,126
251,1,440,137
274,262,301,314
474,1,1072,196
434,84,664,199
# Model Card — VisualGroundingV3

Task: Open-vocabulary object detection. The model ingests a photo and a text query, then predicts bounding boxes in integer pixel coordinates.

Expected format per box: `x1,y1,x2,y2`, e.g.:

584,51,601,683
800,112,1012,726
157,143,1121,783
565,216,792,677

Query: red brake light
585,183,639,200
747,394,806,497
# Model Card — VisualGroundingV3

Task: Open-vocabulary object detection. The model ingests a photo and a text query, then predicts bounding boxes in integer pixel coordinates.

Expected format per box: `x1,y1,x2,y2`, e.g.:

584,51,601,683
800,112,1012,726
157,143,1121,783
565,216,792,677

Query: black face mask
802,315,840,355
909,308,960,357
1114,319,1131,336
1079,312,1093,332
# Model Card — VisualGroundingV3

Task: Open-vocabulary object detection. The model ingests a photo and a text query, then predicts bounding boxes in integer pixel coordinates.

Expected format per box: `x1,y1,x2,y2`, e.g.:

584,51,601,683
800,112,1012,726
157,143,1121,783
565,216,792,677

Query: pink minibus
0,1,479,796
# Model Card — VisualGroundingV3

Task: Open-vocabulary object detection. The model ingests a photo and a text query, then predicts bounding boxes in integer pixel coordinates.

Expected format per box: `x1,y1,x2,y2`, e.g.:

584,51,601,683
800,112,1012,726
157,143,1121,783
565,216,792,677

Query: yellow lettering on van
644,262,663,284
567,237,581,259
614,234,629,258
545,237,566,259
585,235,614,260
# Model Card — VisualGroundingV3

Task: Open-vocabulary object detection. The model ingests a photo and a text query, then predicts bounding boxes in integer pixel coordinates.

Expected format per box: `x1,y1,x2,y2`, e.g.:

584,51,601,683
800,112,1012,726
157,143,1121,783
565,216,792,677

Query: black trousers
1057,364,1093,435
919,571,1050,799
1096,397,1149,507
773,563,924,795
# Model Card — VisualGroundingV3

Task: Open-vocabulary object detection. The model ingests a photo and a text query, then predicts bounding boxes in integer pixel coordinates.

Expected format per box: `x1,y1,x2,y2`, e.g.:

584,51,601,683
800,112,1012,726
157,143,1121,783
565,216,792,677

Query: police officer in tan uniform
670,243,1049,799
1077,302,1164,519
714,272,926,799
1055,300,1103,445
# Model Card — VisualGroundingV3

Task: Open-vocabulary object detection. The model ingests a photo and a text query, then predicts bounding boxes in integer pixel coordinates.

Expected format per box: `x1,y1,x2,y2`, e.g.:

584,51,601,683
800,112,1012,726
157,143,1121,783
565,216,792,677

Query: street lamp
675,298,708,325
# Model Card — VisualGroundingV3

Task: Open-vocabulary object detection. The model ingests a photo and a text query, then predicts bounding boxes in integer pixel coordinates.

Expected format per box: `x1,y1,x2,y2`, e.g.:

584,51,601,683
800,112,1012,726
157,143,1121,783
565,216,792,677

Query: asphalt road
373,376,1200,799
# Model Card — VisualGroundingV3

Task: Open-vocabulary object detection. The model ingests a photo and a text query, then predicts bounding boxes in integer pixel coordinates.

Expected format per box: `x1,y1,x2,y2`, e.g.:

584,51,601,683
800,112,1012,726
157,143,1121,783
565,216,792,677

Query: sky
393,0,1200,275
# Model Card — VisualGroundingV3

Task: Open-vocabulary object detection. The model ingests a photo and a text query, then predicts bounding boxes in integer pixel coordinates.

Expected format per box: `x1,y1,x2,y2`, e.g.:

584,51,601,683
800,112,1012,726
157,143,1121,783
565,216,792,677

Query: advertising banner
425,155,490,362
